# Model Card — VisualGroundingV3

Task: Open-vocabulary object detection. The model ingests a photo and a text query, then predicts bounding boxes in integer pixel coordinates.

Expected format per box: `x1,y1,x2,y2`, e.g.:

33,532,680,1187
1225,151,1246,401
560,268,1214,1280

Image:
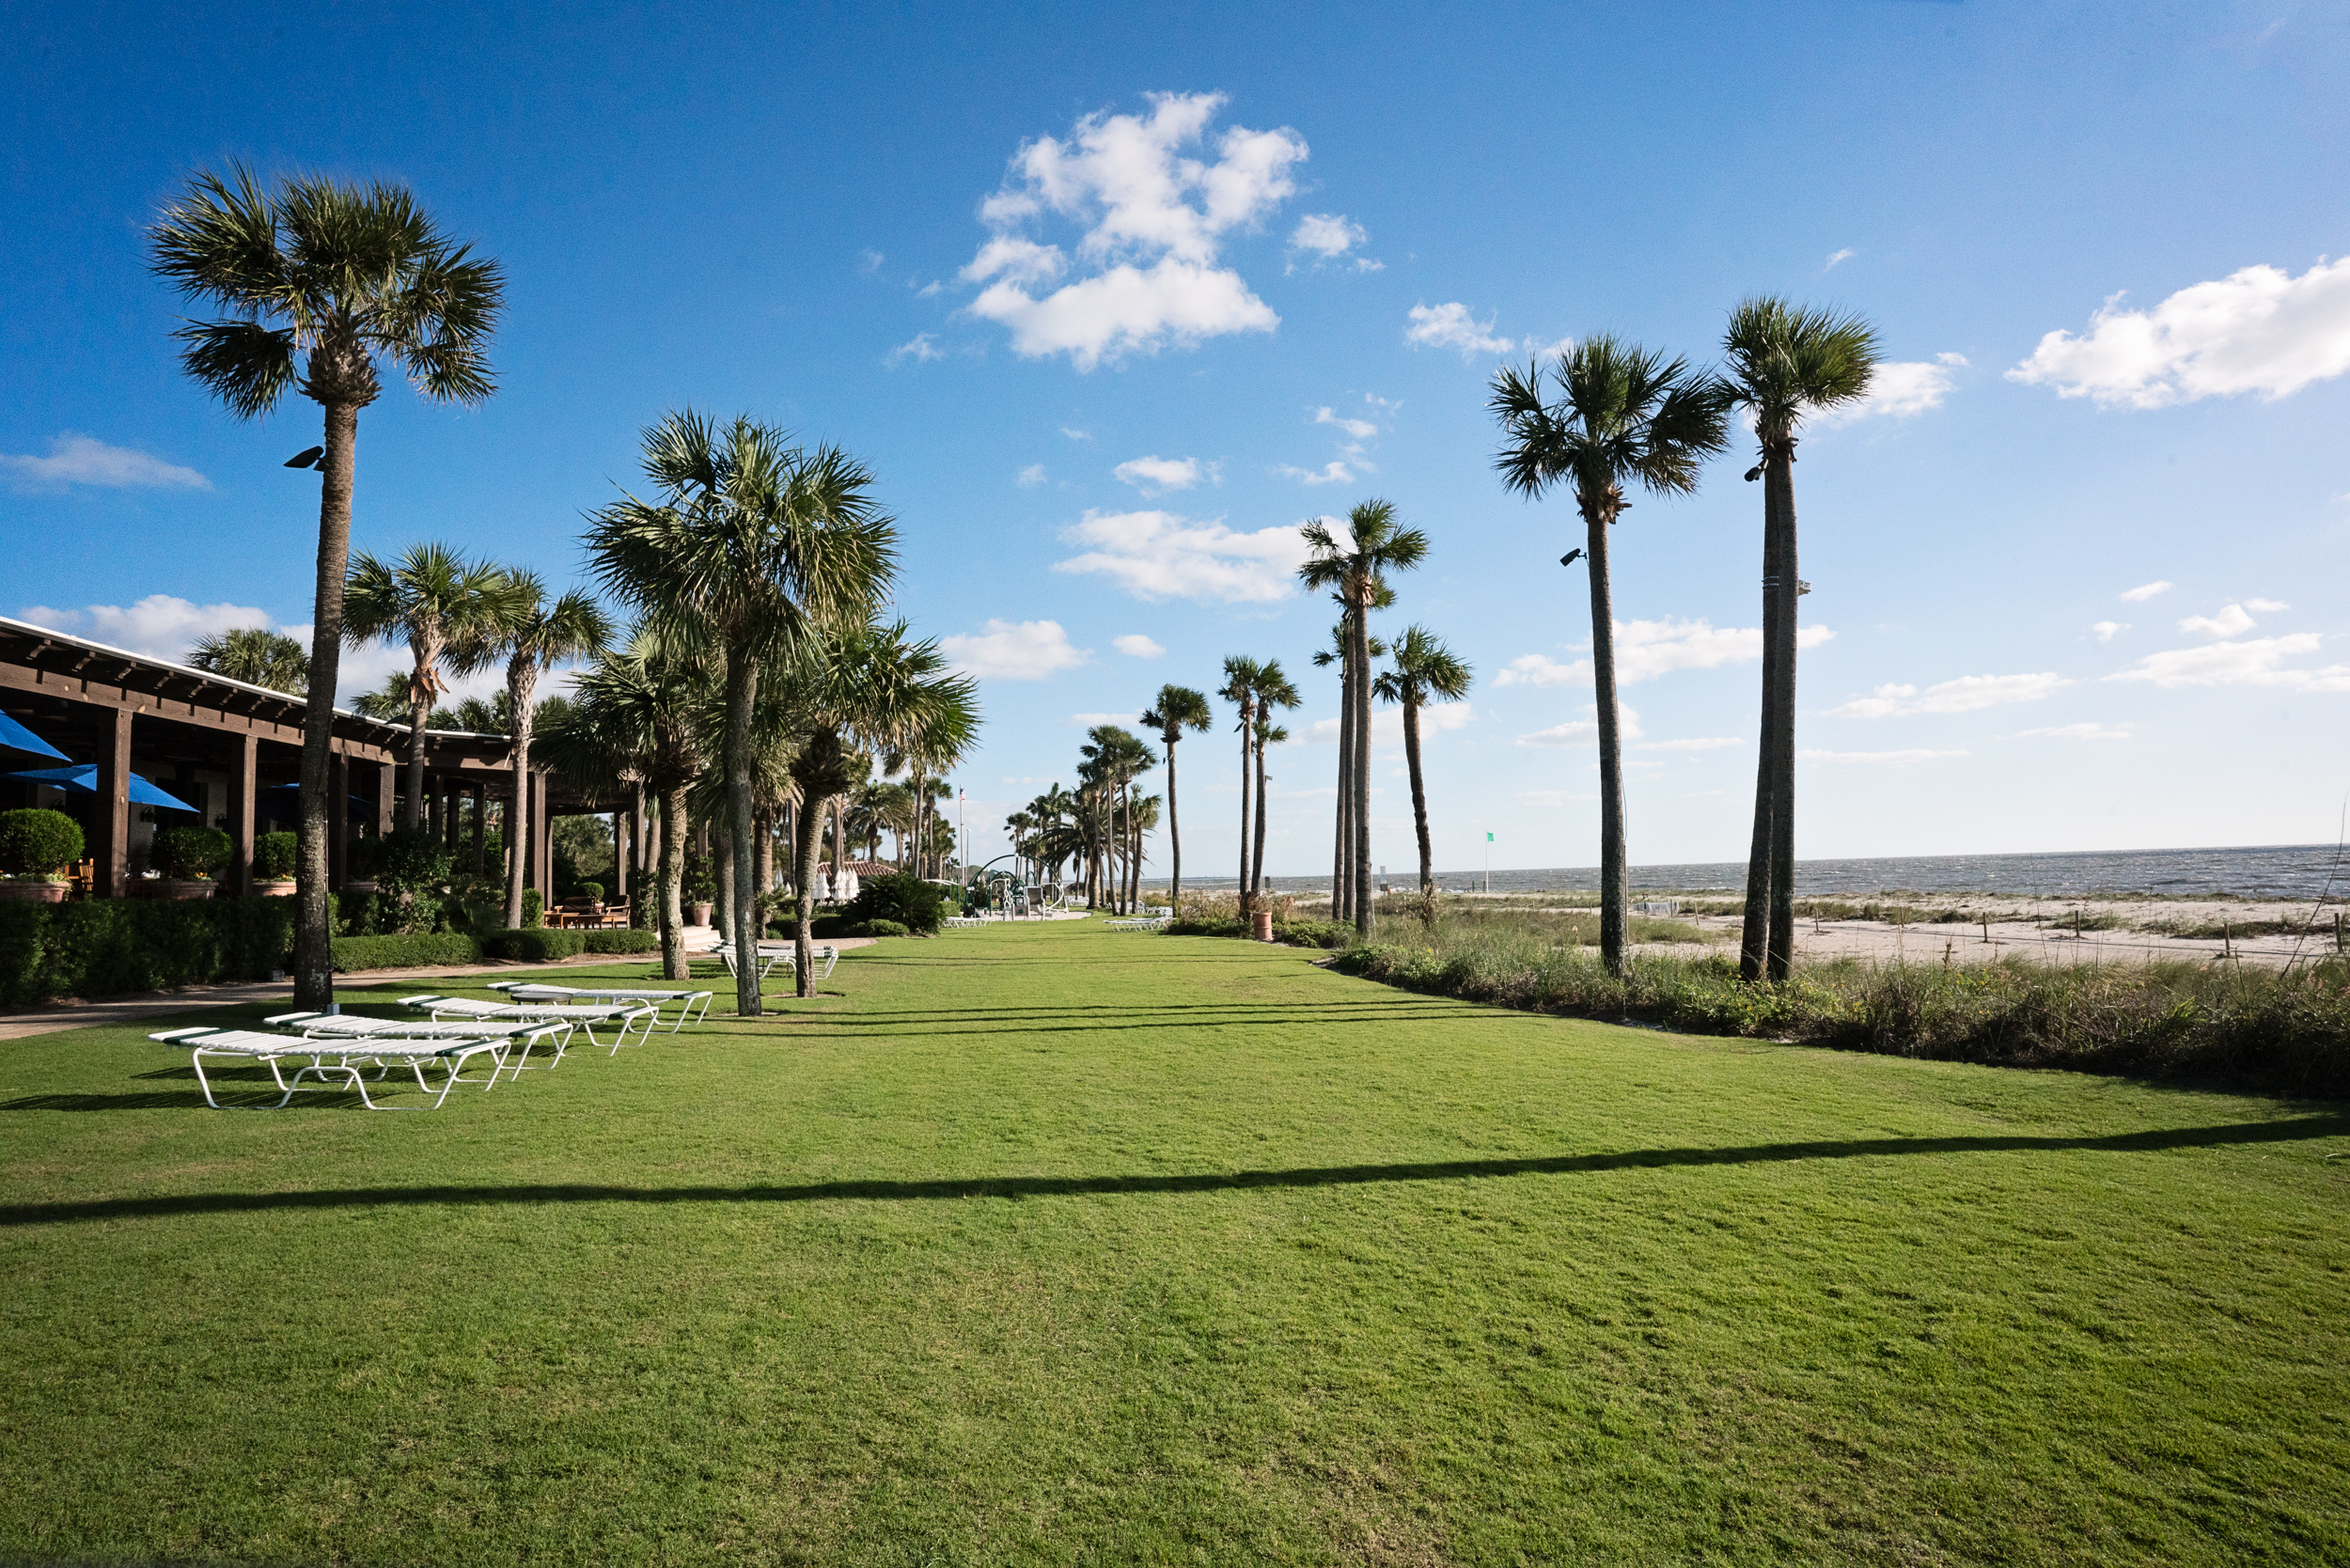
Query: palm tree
149,165,502,1010
586,410,895,1017
479,570,611,929
1218,656,1266,913
1298,501,1428,938
1078,726,1154,912
556,629,707,979
1310,607,1390,924
1247,663,1300,913
771,619,978,996
1137,685,1212,905
1491,337,1734,976
1723,299,1880,984
352,671,424,723
1372,626,1474,903
1003,808,1037,884
187,627,308,696
344,541,516,832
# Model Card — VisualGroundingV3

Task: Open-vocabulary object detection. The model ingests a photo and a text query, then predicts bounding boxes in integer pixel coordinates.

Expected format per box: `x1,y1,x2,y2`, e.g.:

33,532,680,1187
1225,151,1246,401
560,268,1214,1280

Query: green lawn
3,922,2345,1565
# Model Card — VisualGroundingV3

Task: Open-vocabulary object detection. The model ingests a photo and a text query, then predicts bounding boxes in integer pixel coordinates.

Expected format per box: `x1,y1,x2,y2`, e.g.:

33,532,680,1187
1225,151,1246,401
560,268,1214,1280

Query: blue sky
6,2,2347,876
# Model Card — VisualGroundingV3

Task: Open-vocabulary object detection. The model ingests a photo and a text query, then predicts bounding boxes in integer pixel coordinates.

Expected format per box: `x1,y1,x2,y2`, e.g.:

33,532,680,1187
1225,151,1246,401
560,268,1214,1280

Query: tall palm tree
1247,663,1300,913
187,627,308,696
771,619,979,996
1218,656,1266,913
556,629,707,979
1078,726,1155,912
1310,606,1391,924
1372,626,1474,903
1723,299,1880,984
1137,684,1212,905
1491,337,1734,977
585,410,895,1017
479,570,611,930
344,541,517,832
1003,808,1037,885
149,165,502,1010
1298,501,1428,937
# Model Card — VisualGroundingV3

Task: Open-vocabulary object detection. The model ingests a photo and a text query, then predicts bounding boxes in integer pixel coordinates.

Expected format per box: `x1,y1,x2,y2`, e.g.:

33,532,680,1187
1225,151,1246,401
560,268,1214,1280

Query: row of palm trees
151,165,977,1016
1490,305,1879,980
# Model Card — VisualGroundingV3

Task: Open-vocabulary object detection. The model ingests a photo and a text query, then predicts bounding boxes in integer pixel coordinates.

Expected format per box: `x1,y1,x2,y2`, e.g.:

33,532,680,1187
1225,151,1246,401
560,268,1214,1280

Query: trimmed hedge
483,928,585,962
581,929,658,955
0,897,298,1008
331,933,483,972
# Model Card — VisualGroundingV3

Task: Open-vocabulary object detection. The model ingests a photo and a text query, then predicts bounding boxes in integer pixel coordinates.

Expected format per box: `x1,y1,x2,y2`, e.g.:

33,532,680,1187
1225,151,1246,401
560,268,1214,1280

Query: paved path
0,926,870,1042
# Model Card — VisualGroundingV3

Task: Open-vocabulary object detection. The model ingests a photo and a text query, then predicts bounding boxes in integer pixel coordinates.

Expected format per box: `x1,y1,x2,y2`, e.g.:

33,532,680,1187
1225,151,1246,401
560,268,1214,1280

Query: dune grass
2,921,2346,1564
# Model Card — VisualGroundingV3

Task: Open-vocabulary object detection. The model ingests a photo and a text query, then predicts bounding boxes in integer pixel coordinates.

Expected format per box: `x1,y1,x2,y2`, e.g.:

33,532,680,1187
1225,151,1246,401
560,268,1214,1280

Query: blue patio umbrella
0,713,70,763
2,765,198,813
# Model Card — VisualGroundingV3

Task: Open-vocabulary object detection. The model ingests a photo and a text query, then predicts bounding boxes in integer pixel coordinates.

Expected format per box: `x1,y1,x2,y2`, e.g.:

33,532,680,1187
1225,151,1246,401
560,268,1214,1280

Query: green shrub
330,932,482,972
346,834,380,880
580,881,603,902
521,888,543,929
581,928,657,955
845,873,952,935
0,808,84,877
0,898,297,1007
851,917,910,938
254,830,299,880
484,927,585,962
152,824,232,880
683,854,716,902
337,890,383,937
376,828,449,900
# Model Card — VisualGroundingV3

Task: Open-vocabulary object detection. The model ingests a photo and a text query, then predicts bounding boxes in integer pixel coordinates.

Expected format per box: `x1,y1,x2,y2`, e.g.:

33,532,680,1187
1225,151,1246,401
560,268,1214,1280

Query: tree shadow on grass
5,1116,2342,1226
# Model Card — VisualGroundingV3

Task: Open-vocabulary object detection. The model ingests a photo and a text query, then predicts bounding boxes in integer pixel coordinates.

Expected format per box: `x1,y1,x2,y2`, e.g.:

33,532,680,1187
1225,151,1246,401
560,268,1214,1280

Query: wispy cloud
1798,749,1968,764
1276,460,1354,486
1827,671,2070,719
1112,454,1217,495
2106,634,2350,692
2091,620,2127,642
1496,620,1835,688
886,333,945,366
2120,580,2173,603
1,433,209,491
1825,247,1856,270
2017,723,2132,741
940,619,1090,680
1016,463,1048,488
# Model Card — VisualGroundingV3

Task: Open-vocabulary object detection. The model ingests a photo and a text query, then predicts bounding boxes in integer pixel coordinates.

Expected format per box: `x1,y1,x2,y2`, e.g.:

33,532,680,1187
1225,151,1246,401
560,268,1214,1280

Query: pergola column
94,707,133,898
535,772,554,897
471,783,485,870
229,733,257,897
375,760,395,839
330,751,350,888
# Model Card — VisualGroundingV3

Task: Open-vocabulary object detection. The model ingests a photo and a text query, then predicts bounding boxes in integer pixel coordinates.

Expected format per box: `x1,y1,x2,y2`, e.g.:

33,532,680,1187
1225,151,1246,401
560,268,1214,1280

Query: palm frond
169,319,298,419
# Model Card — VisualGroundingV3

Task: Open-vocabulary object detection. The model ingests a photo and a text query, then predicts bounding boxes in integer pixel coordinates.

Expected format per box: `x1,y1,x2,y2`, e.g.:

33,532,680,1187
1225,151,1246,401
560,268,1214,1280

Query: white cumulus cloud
1826,672,2071,719
940,619,1090,681
2008,258,2350,407
1017,463,1048,488
2179,603,2261,637
1053,509,1309,604
1113,634,1165,658
1494,620,1834,688
2,433,209,491
959,93,1302,369
2106,634,2350,691
1113,454,1215,494
1818,354,1966,425
20,594,274,660
1290,212,1365,257
2092,620,2127,642
1404,301,1518,360
887,333,945,366
2120,580,2173,602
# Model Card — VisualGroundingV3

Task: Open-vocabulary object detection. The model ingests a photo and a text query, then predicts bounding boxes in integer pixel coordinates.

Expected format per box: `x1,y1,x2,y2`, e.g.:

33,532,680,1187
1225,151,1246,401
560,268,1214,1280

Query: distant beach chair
265,1010,572,1079
149,1026,509,1110
486,981,714,1031
398,995,659,1053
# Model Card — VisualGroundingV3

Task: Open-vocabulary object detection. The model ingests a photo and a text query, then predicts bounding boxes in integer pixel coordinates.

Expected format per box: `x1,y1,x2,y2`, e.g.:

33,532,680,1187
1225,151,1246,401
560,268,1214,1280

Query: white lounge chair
266,1011,572,1078
713,942,836,982
149,1027,507,1110
397,995,659,1053
484,982,714,1031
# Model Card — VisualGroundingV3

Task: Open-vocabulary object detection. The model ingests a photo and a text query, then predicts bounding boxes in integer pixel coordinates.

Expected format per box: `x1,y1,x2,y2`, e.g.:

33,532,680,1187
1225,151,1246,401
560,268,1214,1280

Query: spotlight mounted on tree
1559,549,1584,568
283,447,323,469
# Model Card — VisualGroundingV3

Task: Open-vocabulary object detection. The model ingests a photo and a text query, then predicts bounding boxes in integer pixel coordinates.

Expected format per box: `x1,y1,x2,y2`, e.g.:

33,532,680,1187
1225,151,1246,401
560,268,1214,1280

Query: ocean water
1165,843,2350,902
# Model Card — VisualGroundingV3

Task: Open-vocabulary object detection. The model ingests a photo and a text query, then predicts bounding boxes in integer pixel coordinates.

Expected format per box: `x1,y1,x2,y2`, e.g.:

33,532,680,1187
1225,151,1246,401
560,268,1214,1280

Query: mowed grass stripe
2,919,2344,1565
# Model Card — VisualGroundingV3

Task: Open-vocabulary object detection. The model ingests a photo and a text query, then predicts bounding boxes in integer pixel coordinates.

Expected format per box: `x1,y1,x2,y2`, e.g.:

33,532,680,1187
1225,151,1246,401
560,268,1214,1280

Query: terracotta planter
344,880,381,895
1251,909,1275,942
0,880,69,903
144,879,217,901
256,880,298,897
690,902,714,927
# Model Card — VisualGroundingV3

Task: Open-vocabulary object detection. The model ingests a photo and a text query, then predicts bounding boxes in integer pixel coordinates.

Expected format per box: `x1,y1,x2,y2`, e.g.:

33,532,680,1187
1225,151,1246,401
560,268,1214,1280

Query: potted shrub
344,832,380,894
149,824,231,899
0,808,83,903
254,830,299,894
684,853,715,927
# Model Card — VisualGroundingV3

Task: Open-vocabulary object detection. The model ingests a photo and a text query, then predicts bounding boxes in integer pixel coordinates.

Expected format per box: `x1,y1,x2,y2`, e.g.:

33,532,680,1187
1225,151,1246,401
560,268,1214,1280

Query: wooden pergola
0,615,635,901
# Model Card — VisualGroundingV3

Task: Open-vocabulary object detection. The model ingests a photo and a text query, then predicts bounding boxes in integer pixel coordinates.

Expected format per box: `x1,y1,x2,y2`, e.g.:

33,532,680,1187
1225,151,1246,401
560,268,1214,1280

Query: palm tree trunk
291,401,357,1011
503,661,538,929
723,652,762,1018
716,828,735,943
1236,700,1254,916
1404,696,1434,900
1585,501,1630,976
755,808,774,916
1251,734,1270,911
1351,598,1373,938
630,781,649,927
1333,635,1353,924
1166,740,1182,905
1766,449,1801,983
659,784,689,980
1739,461,1783,983
404,634,434,833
